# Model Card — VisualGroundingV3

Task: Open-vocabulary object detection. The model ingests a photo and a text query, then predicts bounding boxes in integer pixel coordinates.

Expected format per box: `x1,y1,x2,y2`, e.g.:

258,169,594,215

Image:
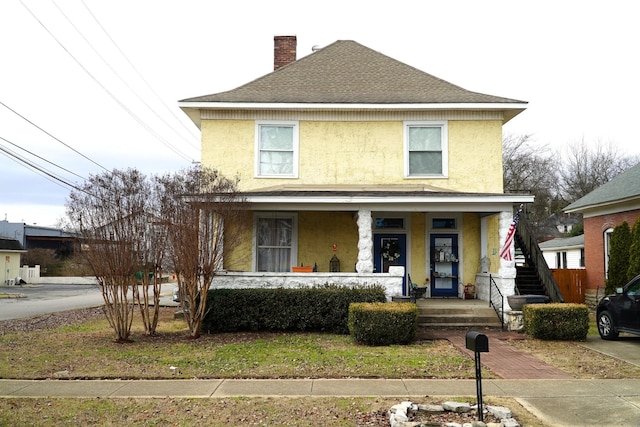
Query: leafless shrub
155,165,246,339
66,168,162,341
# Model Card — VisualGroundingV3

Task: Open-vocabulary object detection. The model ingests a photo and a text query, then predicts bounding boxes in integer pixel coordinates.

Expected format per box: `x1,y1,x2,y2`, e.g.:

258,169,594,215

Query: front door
430,233,459,297
373,234,407,294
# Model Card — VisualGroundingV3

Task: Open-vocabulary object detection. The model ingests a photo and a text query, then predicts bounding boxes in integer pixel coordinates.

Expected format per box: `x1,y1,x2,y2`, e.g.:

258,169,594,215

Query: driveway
582,334,640,368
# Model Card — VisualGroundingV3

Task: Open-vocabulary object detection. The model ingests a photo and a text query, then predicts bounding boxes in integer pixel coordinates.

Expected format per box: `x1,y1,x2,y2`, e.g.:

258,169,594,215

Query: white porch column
498,210,517,296
355,209,374,273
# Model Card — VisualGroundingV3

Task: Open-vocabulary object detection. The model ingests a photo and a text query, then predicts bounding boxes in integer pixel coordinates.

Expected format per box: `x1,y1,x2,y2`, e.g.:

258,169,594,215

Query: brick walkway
421,328,573,379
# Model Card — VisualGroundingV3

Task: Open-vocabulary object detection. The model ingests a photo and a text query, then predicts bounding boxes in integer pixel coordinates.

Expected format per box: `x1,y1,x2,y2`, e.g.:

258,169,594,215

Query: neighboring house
565,162,640,305
539,235,585,269
178,36,532,301
0,238,26,285
0,220,76,258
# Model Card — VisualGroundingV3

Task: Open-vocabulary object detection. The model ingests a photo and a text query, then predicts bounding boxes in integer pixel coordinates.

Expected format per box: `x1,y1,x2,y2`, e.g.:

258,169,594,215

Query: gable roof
564,162,640,214
180,40,527,125
0,238,24,251
539,234,584,250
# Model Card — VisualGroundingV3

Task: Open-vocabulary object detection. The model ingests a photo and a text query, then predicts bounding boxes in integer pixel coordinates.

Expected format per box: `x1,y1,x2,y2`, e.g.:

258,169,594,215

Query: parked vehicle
597,275,640,340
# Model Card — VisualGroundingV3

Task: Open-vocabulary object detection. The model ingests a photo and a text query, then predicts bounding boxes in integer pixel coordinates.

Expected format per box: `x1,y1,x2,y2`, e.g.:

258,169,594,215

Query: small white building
539,235,585,269
0,238,26,285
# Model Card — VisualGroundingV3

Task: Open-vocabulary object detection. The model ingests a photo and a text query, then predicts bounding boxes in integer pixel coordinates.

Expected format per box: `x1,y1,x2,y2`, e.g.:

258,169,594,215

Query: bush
348,302,418,346
607,222,631,295
523,303,589,341
201,284,387,334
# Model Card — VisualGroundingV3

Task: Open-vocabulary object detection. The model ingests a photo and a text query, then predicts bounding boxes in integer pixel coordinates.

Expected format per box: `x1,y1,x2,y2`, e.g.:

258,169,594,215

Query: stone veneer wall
211,270,403,301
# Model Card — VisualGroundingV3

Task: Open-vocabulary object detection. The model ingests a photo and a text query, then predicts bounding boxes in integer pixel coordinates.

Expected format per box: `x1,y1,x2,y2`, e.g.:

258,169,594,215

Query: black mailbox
465,331,489,353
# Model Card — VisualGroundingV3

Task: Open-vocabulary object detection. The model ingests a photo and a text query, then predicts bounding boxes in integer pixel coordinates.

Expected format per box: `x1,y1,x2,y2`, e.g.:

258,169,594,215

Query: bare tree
557,138,638,204
155,166,245,339
66,169,163,341
503,134,562,237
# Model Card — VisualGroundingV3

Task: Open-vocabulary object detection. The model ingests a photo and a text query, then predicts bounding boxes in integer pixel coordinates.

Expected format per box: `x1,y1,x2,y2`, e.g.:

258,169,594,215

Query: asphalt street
0,283,178,321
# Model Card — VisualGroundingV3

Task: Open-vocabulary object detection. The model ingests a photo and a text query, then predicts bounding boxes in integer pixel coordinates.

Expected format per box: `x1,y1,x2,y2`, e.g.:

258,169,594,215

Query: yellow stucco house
179,37,533,301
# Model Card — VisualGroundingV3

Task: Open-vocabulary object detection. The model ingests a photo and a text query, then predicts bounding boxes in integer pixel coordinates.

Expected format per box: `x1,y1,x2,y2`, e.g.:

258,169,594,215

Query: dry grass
0,396,545,426
1,306,637,425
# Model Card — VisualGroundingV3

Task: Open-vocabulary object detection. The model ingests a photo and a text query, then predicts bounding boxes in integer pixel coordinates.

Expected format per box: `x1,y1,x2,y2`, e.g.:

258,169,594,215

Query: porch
211,269,507,328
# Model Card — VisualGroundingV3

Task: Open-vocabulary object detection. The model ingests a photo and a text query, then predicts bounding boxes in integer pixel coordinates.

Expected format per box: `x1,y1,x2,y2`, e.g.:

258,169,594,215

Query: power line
0,100,108,172
0,134,86,181
0,136,81,192
19,0,196,163
80,0,201,147
55,0,200,151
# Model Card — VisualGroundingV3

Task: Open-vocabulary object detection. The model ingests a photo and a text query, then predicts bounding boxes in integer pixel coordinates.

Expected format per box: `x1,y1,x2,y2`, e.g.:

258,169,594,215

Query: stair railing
516,210,565,303
488,274,504,331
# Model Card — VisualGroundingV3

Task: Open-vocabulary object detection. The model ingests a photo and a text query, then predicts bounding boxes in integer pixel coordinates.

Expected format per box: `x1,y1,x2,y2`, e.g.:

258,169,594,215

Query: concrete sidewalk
2,378,640,426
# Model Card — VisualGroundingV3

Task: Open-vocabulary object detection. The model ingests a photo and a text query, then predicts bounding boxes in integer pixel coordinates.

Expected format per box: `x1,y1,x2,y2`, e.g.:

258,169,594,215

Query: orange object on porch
292,266,313,273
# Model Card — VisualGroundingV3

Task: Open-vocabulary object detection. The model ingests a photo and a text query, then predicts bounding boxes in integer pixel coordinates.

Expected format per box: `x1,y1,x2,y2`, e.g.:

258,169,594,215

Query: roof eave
564,195,640,216
242,192,533,212
179,102,528,129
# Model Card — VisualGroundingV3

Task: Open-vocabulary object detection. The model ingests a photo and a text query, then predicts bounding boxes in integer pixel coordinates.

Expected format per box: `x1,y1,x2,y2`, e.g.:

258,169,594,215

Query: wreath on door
381,240,401,262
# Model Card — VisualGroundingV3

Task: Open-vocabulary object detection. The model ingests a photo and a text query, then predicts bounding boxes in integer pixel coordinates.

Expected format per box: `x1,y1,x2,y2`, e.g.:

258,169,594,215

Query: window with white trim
404,121,448,177
604,228,613,279
254,213,297,272
255,121,299,177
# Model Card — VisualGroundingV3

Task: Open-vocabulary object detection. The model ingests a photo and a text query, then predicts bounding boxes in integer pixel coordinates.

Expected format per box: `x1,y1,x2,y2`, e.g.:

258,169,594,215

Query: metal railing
488,274,504,330
516,210,565,303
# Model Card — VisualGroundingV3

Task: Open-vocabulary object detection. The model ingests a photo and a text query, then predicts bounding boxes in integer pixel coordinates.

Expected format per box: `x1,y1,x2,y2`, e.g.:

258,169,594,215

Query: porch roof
240,187,533,213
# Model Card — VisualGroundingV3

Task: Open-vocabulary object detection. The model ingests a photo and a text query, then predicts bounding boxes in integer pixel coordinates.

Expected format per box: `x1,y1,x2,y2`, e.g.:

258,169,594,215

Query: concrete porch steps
416,299,502,328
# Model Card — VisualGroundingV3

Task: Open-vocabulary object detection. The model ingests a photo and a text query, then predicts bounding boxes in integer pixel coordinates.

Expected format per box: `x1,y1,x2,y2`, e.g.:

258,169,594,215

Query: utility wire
0,137,81,192
0,134,86,181
19,0,195,163
80,0,201,147
0,100,107,173
55,0,200,151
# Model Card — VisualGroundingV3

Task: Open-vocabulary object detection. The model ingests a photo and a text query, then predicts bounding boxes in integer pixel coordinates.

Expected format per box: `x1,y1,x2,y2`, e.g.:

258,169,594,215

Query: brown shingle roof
181,40,526,105
0,238,24,251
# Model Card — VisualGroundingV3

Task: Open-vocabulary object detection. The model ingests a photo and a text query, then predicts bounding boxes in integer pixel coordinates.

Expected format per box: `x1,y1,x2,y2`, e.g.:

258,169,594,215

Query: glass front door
430,234,459,297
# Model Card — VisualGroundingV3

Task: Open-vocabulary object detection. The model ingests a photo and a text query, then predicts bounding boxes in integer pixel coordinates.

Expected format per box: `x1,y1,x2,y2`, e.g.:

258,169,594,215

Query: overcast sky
1,0,639,227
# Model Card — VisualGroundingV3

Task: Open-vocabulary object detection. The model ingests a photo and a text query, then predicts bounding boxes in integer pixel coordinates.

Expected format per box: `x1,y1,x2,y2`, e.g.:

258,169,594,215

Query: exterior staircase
416,299,503,328
515,264,547,296
514,210,564,302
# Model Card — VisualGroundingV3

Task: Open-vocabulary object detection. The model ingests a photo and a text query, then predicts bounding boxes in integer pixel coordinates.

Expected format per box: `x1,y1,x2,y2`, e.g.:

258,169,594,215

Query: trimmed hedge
523,303,589,341
348,302,418,346
201,284,387,334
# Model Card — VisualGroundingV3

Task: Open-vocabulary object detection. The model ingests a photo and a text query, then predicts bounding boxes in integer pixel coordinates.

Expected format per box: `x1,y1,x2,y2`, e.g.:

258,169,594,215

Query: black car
597,274,640,340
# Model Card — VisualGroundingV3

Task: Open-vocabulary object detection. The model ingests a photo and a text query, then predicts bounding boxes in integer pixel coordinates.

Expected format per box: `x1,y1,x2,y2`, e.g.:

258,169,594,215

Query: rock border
389,400,520,427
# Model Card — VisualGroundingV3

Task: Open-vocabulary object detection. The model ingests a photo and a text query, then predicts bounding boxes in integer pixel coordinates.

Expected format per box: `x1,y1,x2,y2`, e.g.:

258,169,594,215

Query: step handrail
489,274,504,330
517,210,565,303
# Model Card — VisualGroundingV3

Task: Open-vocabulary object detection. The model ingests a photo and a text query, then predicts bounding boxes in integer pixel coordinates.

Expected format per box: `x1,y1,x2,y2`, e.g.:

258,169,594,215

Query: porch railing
517,210,564,303
488,274,504,331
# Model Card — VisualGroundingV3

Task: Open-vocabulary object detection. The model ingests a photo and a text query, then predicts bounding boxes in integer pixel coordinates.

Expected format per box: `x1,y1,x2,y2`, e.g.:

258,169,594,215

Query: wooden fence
551,268,586,303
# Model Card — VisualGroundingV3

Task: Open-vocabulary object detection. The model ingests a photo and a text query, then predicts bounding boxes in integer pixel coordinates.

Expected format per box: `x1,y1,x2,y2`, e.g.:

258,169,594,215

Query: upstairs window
404,121,448,177
256,121,298,177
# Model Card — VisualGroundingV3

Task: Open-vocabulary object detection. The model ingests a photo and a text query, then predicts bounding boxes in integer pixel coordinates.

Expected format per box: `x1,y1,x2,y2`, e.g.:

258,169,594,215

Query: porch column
498,210,517,296
355,209,374,273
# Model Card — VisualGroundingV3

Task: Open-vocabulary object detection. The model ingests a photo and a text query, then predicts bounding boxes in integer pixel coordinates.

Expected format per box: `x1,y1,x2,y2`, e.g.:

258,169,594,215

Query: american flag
499,207,523,261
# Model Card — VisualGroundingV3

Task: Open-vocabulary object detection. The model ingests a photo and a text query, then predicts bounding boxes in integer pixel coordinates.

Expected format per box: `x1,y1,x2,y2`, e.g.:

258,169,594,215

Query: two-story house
179,36,532,302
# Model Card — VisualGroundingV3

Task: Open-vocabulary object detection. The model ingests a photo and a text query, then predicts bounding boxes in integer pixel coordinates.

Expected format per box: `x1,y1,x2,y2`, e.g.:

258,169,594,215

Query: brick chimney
274,35,297,70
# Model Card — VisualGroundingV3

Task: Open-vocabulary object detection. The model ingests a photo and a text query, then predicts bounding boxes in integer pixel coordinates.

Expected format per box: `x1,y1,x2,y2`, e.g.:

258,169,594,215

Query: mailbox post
465,331,489,422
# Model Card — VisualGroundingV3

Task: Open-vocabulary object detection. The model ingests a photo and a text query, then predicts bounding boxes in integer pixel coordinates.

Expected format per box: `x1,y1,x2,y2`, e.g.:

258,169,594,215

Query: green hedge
523,303,589,341
201,284,387,334
348,302,418,346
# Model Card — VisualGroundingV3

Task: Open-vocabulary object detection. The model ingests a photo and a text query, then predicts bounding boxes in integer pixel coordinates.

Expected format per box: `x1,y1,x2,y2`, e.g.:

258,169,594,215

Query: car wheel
598,311,619,340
